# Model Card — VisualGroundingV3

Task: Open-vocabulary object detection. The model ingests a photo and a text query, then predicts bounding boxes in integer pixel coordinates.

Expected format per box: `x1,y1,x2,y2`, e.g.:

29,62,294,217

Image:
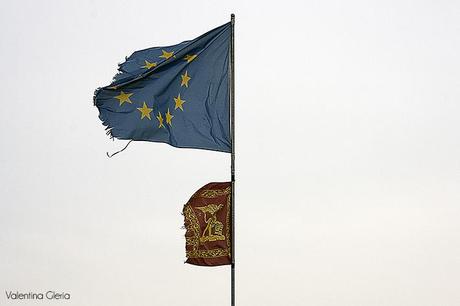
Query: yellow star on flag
114,91,133,106
174,94,186,111
137,102,153,120
184,54,197,63
156,112,165,128
141,60,157,69
159,50,174,60
165,108,174,126
181,71,191,87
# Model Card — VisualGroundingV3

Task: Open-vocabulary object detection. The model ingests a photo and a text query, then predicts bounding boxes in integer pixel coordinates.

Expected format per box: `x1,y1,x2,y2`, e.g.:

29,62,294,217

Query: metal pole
230,13,236,306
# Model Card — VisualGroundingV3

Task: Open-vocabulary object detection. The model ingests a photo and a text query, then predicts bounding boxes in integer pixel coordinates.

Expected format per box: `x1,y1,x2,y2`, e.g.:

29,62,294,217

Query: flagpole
230,13,236,306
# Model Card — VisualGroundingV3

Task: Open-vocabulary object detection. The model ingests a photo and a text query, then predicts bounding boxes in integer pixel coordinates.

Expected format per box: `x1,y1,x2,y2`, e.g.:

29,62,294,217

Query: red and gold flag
183,182,232,266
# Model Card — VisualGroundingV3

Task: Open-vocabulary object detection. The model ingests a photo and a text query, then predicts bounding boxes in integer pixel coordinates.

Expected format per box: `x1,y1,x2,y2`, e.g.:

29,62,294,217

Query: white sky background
1,0,459,305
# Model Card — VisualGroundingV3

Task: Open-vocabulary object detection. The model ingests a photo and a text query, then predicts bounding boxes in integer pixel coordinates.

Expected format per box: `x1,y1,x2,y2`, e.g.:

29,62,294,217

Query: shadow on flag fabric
183,182,232,266
94,23,231,153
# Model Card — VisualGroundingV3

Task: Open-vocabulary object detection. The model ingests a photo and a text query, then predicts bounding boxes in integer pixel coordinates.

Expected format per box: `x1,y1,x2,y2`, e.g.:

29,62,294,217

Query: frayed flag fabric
94,23,231,153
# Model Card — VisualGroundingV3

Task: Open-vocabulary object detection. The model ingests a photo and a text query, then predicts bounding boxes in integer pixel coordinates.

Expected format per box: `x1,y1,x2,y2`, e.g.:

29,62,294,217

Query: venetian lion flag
183,182,232,266
94,23,231,152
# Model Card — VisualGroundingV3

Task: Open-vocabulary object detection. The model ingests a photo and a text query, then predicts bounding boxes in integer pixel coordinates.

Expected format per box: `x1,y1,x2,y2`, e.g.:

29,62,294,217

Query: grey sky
1,0,459,305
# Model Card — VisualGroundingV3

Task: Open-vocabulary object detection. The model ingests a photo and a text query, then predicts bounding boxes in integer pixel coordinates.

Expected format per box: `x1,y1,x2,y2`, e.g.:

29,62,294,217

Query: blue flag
94,23,231,153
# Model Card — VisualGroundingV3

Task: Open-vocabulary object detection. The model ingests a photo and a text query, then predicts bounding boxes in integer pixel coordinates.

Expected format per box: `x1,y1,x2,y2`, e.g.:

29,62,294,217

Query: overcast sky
1,0,459,305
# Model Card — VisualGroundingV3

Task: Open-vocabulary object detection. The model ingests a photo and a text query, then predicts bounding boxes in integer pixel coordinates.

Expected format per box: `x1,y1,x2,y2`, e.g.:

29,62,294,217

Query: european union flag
94,23,231,152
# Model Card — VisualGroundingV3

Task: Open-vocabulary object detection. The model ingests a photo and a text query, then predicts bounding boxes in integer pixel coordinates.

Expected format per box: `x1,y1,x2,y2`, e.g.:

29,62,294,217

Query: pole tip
231,13,235,18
